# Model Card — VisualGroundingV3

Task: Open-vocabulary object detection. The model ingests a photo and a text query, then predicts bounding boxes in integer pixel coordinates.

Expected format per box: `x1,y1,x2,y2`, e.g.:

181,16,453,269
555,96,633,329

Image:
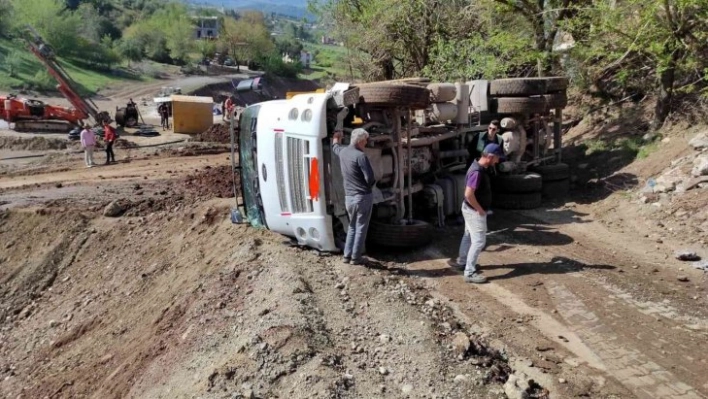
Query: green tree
4,50,23,77
220,12,274,65
567,0,708,126
117,37,144,67
311,0,480,80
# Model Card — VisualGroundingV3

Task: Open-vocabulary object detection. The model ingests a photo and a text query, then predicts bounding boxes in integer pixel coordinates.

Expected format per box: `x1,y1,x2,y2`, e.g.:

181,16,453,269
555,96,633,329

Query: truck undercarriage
237,77,569,252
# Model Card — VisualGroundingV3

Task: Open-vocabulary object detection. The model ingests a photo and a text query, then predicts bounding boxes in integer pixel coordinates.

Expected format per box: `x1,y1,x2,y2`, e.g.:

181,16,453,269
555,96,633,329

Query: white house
193,16,220,39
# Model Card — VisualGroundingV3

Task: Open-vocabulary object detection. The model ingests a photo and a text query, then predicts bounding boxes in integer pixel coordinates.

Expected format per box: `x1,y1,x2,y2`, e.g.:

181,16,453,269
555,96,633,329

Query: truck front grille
275,133,289,213
287,137,313,213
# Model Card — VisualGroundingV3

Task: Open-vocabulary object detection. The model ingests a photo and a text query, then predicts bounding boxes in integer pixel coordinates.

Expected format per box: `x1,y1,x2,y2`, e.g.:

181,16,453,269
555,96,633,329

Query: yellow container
170,95,214,134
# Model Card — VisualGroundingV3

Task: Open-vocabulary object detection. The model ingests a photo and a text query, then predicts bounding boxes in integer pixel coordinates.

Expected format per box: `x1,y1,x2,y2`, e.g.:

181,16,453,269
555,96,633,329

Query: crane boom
24,26,111,125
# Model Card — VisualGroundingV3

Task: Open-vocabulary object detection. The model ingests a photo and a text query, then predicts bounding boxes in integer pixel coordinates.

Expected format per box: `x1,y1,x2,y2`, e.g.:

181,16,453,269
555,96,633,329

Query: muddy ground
0,79,707,399
0,122,706,399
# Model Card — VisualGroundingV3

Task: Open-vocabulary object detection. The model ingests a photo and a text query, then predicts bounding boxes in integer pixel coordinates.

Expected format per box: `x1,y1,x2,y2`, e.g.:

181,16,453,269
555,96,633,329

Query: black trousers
105,141,115,163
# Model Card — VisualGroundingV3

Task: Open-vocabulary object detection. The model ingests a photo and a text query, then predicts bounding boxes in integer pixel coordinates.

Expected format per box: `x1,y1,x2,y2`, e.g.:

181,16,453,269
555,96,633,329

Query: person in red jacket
103,122,116,164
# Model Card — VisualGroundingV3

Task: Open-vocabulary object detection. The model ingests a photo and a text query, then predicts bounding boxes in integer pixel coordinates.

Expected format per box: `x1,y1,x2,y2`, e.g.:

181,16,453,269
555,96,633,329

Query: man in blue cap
452,142,503,283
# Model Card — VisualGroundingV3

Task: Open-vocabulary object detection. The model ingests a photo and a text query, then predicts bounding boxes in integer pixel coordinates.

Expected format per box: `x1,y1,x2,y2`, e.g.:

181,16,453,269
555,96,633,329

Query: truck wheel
490,78,547,96
367,219,434,248
356,83,430,110
542,178,570,199
544,93,568,109
494,97,547,114
491,173,543,193
492,192,542,210
531,163,570,181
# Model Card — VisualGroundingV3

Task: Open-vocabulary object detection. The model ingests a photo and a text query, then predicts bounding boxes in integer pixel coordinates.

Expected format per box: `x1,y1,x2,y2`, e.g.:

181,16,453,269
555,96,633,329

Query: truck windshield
239,104,265,228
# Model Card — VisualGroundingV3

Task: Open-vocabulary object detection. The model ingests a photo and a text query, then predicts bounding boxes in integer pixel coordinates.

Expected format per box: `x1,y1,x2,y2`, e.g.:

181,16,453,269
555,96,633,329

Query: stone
379,367,389,375
689,132,708,150
692,155,708,177
503,373,530,399
451,332,470,357
379,334,392,344
103,201,125,217
401,384,413,394
49,320,58,328
677,275,689,282
559,378,567,384
454,374,469,383
675,250,701,261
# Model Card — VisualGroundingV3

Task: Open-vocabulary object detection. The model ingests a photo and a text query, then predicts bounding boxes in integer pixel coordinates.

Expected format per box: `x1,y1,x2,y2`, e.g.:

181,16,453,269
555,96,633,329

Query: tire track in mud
547,281,706,399
0,215,89,323
411,227,708,399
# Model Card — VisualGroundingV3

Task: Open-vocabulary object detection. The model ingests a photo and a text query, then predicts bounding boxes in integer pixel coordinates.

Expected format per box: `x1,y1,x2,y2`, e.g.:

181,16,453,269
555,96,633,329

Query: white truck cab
239,92,340,251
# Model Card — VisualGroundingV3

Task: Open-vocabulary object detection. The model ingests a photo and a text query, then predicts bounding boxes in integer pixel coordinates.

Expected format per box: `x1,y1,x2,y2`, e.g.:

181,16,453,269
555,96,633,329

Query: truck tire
544,93,567,109
490,78,547,96
491,173,543,193
492,192,542,210
531,163,570,181
545,76,569,93
494,97,547,114
114,109,125,126
542,178,570,199
356,83,430,109
367,219,434,248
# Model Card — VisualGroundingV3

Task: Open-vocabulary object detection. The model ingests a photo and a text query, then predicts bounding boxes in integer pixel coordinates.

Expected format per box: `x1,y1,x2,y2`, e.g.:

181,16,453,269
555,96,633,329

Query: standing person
456,143,503,284
80,123,96,168
221,98,227,121
468,120,503,167
158,102,169,130
332,129,376,265
103,122,116,164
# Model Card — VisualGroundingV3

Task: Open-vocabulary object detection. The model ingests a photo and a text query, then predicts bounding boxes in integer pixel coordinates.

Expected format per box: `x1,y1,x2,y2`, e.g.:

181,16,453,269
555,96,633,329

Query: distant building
300,50,311,68
193,16,220,39
320,36,342,46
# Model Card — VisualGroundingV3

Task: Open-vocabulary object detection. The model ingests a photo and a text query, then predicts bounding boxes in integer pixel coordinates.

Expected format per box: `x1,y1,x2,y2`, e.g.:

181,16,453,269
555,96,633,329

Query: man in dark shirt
457,143,502,283
332,128,376,265
467,120,503,167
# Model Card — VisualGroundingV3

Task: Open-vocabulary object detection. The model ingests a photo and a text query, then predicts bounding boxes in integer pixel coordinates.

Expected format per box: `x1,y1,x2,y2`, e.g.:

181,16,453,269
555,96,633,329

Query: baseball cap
482,143,504,158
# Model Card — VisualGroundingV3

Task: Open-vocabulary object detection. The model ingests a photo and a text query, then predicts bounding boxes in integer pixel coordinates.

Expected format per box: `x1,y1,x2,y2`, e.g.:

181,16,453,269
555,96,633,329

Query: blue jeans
344,194,373,260
459,203,487,276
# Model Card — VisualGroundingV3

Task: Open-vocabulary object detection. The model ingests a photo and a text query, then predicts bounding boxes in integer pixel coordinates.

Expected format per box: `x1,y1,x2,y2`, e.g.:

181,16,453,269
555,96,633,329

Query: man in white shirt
79,124,96,167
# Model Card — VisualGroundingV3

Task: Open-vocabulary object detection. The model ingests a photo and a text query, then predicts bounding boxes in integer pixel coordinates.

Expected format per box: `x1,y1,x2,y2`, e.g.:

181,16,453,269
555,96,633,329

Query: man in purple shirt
452,143,503,283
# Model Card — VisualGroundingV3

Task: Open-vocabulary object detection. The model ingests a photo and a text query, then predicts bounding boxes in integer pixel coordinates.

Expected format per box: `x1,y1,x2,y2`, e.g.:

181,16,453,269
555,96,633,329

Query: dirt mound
190,76,321,107
191,122,233,144
0,136,74,151
0,205,519,399
183,165,236,199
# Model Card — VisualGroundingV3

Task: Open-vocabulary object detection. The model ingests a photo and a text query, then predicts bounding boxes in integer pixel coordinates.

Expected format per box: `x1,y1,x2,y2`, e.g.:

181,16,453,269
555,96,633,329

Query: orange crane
0,27,122,133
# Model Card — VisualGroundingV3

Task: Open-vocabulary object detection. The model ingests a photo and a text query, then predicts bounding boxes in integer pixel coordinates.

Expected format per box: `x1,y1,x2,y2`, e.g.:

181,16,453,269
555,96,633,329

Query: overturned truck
236,77,569,252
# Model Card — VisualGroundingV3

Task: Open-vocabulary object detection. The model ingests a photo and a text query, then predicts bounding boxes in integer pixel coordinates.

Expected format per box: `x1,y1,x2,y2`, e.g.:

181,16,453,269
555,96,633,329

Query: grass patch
301,42,360,82
583,139,609,155
0,38,147,94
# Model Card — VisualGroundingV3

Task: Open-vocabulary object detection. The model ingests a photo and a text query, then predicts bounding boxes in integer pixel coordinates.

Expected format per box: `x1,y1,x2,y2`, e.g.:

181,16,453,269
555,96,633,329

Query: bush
30,70,55,91
259,53,302,78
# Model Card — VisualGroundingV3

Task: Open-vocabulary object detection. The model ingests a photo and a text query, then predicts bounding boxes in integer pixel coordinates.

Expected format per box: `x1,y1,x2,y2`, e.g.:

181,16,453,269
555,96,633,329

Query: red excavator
0,27,128,133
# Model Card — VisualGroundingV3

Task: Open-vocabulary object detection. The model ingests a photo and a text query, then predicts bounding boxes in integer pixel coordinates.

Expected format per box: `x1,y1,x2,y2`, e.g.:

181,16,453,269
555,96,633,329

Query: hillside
0,39,147,95
186,0,313,19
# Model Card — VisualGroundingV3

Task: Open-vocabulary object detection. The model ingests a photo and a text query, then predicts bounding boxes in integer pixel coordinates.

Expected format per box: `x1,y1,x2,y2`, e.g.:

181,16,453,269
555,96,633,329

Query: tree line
310,0,708,126
0,0,302,81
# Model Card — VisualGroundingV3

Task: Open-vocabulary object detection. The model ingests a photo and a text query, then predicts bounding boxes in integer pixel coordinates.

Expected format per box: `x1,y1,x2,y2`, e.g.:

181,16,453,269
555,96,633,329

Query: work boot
342,257,350,264
464,273,487,284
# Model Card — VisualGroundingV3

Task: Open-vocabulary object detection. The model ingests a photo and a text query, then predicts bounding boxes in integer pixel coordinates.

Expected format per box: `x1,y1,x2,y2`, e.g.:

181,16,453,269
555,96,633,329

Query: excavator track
13,120,74,134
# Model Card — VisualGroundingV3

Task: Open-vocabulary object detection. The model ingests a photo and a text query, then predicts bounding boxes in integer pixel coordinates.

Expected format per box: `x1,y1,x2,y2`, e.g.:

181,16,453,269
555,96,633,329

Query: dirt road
0,145,706,399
